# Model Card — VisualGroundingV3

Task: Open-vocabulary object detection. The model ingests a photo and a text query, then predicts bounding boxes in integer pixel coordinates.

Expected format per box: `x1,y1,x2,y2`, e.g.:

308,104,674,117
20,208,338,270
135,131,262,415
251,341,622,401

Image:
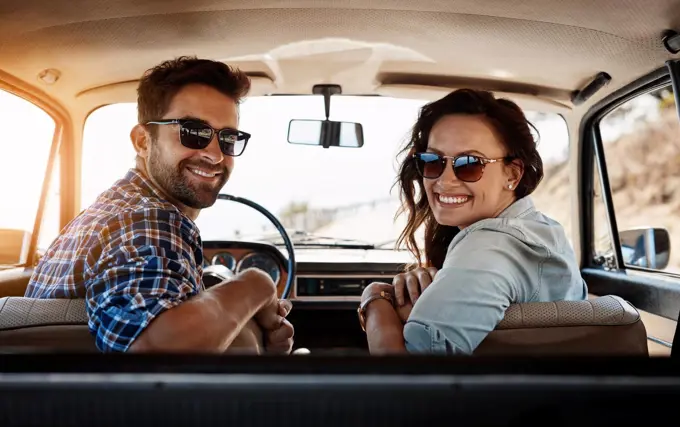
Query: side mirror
619,227,671,270
287,119,364,148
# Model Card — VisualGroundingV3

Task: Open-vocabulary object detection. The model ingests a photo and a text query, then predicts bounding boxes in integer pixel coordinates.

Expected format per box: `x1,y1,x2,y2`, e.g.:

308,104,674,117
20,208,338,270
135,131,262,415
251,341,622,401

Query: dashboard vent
296,277,391,297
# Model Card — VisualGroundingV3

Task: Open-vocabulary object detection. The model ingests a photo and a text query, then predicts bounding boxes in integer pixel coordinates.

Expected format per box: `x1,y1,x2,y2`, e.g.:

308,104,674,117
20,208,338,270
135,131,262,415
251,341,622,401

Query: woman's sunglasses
413,152,510,182
146,119,251,157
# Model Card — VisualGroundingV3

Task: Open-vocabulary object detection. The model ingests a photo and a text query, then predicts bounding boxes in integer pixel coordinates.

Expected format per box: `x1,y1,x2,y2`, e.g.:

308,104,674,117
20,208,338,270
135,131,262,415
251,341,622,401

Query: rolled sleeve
404,320,456,354
85,210,201,352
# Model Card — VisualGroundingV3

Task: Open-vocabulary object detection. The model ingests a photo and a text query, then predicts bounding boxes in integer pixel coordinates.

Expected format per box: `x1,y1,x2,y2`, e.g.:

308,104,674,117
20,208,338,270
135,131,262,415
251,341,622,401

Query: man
25,56,294,354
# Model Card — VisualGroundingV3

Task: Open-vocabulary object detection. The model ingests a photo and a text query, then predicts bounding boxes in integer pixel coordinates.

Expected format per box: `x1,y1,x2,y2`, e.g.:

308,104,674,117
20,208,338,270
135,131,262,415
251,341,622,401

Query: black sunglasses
413,152,510,182
146,119,251,157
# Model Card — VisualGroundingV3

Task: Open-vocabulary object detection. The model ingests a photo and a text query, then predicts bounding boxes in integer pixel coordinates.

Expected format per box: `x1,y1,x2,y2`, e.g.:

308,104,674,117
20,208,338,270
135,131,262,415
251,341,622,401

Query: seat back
474,295,649,356
0,295,649,355
0,297,96,352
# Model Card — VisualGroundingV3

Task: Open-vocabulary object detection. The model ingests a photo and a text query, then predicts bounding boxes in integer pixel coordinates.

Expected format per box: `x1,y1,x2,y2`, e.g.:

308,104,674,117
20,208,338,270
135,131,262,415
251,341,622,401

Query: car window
0,89,57,266
81,96,569,247
592,157,616,269
597,85,679,273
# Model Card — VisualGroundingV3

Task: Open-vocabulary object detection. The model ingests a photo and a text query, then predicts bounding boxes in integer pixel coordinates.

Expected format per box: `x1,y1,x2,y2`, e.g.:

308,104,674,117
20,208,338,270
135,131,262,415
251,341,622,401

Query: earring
507,184,513,189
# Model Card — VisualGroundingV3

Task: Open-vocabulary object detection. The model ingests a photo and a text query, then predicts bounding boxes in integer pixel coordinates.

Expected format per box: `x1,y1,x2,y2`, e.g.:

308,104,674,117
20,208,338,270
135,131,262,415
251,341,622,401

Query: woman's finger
415,268,433,291
405,273,420,304
393,274,406,306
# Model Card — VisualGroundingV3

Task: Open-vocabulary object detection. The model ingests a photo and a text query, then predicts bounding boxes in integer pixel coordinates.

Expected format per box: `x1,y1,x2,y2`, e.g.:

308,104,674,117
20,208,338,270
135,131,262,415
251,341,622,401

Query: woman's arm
365,299,407,354
361,283,408,354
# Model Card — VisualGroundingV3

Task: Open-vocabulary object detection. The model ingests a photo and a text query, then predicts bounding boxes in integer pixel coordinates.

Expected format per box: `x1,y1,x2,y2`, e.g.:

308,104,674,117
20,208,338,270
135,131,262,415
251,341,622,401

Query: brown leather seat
474,295,648,356
0,295,648,355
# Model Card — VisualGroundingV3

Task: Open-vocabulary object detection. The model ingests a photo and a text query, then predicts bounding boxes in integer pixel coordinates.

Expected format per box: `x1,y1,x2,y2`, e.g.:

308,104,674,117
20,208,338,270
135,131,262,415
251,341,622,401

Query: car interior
2,0,680,424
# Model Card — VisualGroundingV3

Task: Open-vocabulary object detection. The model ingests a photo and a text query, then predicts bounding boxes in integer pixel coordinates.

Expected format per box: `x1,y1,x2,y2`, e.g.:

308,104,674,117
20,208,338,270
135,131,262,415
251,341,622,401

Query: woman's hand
393,267,438,307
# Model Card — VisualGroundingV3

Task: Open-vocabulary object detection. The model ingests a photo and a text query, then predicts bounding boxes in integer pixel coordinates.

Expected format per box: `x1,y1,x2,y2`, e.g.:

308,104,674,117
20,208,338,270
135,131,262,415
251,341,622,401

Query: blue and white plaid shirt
25,168,204,352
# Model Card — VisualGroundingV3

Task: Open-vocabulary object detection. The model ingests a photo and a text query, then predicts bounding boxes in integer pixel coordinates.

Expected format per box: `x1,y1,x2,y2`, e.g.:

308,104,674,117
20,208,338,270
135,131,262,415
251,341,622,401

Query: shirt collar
123,168,170,204
496,196,535,220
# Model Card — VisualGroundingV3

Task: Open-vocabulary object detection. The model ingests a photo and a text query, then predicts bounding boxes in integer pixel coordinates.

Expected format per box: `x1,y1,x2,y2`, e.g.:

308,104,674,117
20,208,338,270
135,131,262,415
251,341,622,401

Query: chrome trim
236,252,281,287
294,275,394,298
647,335,673,348
211,251,236,270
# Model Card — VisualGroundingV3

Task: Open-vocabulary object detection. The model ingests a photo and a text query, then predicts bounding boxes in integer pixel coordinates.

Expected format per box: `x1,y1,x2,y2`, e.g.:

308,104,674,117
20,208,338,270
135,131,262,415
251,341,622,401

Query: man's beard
148,143,229,209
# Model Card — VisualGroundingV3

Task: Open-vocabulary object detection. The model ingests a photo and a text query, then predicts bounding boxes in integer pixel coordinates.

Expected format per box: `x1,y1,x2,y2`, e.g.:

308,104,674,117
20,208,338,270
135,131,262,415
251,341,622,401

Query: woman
359,89,587,354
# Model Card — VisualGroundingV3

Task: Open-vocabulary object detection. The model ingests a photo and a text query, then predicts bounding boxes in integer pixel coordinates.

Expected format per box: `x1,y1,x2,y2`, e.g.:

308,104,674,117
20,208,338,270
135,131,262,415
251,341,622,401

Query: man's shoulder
44,170,199,259
95,169,181,217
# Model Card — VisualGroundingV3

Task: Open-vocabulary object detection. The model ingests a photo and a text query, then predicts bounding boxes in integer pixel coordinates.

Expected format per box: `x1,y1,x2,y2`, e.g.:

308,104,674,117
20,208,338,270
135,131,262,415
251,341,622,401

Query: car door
579,63,680,356
0,81,63,297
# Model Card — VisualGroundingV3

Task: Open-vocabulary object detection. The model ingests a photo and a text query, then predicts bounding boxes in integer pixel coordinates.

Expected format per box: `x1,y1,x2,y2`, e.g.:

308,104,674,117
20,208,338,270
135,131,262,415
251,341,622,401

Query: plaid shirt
25,168,204,352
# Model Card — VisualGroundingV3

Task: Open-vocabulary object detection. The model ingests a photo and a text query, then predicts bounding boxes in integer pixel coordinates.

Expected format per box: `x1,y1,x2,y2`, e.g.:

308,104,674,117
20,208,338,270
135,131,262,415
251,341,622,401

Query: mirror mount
312,84,342,149
312,84,342,121
287,84,364,149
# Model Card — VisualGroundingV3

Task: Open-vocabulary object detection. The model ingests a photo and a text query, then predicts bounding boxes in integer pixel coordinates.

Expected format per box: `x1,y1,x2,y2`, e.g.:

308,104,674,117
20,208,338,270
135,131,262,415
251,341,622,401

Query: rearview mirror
619,227,671,270
287,119,364,148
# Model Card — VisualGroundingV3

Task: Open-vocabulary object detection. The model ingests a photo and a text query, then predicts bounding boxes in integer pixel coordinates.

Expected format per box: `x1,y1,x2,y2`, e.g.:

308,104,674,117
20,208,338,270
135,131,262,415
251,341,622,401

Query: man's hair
137,56,251,126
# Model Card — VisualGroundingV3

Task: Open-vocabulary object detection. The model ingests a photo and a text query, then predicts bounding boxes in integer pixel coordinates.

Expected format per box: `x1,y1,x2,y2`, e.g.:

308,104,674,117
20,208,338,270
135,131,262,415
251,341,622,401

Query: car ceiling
1,0,680,115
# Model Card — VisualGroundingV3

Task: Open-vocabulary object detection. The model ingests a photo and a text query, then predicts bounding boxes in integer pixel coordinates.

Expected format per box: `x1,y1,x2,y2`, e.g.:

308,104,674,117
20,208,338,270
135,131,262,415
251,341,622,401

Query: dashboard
202,241,413,301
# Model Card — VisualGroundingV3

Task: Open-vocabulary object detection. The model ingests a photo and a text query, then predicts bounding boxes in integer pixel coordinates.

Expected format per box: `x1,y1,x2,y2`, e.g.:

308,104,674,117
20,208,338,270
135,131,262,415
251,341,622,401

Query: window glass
598,86,679,273
0,89,56,265
82,98,570,247
527,112,571,245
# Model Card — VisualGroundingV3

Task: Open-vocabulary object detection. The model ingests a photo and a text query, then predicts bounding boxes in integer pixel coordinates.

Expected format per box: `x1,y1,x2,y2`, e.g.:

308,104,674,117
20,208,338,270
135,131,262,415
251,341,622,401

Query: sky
2,92,570,248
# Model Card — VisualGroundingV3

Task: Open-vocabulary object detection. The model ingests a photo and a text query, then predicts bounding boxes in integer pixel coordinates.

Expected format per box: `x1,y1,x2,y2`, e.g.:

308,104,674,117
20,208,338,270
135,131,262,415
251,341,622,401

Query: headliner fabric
1,0,679,111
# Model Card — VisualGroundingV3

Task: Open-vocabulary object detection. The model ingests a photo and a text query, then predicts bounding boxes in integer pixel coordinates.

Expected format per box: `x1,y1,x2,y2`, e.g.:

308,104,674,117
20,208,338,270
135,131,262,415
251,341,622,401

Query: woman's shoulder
450,197,572,257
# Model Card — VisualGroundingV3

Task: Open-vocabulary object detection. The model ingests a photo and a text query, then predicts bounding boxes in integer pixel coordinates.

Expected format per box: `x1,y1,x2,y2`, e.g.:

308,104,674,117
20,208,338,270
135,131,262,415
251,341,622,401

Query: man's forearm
130,274,273,353
365,300,407,354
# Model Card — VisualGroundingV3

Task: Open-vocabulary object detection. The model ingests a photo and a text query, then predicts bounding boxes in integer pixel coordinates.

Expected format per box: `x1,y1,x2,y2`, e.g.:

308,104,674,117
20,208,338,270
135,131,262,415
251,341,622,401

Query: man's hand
246,268,283,331
393,267,438,307
264,300,295,354
241,268,294,354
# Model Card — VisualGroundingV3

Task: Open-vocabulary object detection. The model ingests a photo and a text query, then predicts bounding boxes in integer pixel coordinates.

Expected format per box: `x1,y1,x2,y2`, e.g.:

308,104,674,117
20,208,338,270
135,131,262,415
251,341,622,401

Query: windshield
82,96,569,247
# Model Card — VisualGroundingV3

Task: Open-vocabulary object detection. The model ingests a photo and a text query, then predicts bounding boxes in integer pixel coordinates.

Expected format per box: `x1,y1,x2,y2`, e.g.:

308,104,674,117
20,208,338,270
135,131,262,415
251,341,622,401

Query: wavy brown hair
394,89,544,270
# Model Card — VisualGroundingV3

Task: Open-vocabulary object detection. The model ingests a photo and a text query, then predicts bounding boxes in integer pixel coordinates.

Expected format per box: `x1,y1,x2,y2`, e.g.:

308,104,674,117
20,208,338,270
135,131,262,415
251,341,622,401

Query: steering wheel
205,194,296,299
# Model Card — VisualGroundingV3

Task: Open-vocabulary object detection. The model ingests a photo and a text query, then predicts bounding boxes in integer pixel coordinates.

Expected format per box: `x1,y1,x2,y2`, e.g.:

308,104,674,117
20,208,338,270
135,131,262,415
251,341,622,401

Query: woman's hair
394,89,544,269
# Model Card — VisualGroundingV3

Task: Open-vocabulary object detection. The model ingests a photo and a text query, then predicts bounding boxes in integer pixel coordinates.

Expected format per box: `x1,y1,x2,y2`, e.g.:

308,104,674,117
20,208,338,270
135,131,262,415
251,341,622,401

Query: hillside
533,108,680,272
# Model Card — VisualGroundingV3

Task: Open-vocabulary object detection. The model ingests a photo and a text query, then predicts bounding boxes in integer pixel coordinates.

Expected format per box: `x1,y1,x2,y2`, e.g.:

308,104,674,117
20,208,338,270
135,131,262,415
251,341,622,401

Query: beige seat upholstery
0,295,648,355
474,295,648,356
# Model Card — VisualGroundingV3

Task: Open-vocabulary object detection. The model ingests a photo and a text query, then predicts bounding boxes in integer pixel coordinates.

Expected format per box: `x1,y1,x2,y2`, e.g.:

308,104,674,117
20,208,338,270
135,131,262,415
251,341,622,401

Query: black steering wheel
208,194,296,299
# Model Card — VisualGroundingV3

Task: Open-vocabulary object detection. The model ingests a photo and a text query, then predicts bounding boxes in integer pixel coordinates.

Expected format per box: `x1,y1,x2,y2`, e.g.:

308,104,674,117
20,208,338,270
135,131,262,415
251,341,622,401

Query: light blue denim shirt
403,196,588,354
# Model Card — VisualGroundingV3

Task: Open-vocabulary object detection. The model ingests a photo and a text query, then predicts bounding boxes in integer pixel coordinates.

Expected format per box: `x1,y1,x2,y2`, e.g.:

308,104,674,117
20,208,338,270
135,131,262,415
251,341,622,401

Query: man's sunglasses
146,119,251,157
413,152,510,182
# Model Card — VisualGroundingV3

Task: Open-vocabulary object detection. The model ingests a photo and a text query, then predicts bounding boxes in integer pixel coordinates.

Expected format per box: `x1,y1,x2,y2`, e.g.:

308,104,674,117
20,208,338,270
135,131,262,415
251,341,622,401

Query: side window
529,112,572,246
592,157,616,268
597,85,679,273
0,89,57,266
